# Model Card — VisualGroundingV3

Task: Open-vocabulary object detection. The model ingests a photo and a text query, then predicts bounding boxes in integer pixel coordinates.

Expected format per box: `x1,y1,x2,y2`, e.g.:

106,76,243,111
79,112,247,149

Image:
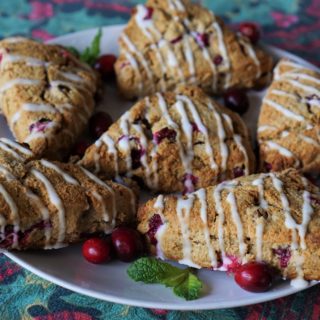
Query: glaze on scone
115,0,273,99
80,86,255,193
258,59,320,174
0,37,99,159
138,169,320,285
0,138,137,250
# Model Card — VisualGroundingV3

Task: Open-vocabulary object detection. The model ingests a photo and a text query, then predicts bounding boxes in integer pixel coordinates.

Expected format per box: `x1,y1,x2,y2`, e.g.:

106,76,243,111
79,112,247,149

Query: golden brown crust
81,86,255,193
258,59,320,174
138,169,320,281
0,37,99,159
115,0,273,99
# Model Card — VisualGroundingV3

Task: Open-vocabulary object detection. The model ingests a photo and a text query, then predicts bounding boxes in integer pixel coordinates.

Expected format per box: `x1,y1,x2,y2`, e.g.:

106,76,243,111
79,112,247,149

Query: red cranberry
153,127,177,144
194,32,210,48
273,247,291,268
89,111,113,139
223,88,249,115
147,214,163,245
82,238,113,264
143,6,154,20
234,262,273,293
111,227,144,262
72,139,91,157
94,54,117,79
191,122,200,133
0,53,3,63
171,35,183,44
239,22,260,44
213,55,223,66
264,162,273,172
233,167,245,178
29,118,52,133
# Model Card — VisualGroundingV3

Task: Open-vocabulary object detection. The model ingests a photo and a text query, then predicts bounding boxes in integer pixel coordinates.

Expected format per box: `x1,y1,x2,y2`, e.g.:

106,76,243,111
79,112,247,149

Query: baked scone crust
138,169,320,282
258,59,320,174
115,0,273,99
80,86,255,193
0,138,137,250
0,37,99,159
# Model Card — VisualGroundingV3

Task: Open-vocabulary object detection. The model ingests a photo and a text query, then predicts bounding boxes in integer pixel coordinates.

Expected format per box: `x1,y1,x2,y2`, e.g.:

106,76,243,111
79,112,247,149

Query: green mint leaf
173,272,203,301
79,28,102,66
66,46,80,58
127,257,203,300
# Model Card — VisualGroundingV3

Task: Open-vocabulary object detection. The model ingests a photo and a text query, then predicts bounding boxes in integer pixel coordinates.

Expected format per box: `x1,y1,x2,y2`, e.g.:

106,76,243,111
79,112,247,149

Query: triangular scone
138,169,320,283
0,139,137,250
258,59,320,173
0,37,99,159
115,0,273,99
80,86,255,193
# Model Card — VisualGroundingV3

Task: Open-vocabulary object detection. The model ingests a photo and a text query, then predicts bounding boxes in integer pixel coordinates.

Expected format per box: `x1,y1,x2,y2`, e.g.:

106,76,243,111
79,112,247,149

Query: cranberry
191,122,200,133
89,111,113,139
72,139,91,157
273,247,291,268
183,173,198,194
234,262,273,293
0,53,3,63
239,22,260,44
29,118,52,133
111,227,144,262
233,167,245,178
171,35,183,44
82,238,113,264
223,88,249,115
153,127,177,144
194,32,210,48
146,214,163,245
94,54,117,79
143,6,154,20
213,55,223,66
264,162,273,172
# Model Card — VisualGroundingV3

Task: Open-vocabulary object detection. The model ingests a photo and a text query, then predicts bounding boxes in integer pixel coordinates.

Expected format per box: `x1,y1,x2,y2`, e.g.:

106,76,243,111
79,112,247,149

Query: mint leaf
66,46,80,58
79,29,102,66
173,272,203,301
127,257,203,300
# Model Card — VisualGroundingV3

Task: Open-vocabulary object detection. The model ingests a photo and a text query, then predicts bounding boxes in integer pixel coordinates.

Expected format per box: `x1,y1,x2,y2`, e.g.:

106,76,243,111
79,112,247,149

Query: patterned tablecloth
0,1,319,319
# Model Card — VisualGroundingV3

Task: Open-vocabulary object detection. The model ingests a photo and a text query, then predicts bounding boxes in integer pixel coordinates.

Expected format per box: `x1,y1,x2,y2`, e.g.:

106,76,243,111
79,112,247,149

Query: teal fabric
0,1,319,319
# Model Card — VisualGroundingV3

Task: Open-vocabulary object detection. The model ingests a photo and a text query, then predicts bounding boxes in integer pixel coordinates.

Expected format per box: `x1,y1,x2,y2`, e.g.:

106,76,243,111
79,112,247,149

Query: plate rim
3,24,320,310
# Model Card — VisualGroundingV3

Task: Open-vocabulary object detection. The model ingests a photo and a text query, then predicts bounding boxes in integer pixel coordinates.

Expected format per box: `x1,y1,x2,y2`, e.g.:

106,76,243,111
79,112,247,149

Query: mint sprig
66,29,102,66
127,257,203,301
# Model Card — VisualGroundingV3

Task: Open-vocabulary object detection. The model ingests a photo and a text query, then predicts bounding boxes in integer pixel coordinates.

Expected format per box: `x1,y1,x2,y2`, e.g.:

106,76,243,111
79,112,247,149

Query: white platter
3,25,319,310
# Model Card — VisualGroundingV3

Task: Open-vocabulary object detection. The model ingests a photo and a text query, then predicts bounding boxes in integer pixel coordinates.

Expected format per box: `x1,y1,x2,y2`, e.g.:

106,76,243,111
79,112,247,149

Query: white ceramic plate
3,25,319,310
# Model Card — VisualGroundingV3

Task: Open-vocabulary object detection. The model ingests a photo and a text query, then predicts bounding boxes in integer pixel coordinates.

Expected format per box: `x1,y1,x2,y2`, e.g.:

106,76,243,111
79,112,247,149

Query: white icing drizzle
238,37,261,78
195,189,217,266
264,99,305,122
154,195,167,260
182,35,196,84
123,51,143,94
176,194,201,268
265,141,299,167
0,54,50,69
0,165,15,180
0,138,33,156
118,111,132,175
0,183,19,248
59,72,84,83
283,73,320,85
31,169,66,245
287,80,320,96
258,125,277,133
25,121,57,143
168,0,186,11
0,79,40,93
40,160,79,185
0,141,24,160
100,134,120,181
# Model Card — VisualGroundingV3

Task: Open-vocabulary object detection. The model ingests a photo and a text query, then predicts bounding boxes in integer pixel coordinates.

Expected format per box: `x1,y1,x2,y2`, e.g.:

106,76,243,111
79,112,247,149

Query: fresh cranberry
153,127,177,144
273,247,291,268
82,238,113,264
183,173,198,194
171,35,183,44
223,88,249,115
194,32,210,48
146,214,163,245
111,227,144,262
94,54,117,79
233,167,245,178
234,262,273,293
213,55,223,66
264,162,272,172
72,139,91,157
29,118,52,133
143,6,154,20
89,111,113,139
239,22,260,44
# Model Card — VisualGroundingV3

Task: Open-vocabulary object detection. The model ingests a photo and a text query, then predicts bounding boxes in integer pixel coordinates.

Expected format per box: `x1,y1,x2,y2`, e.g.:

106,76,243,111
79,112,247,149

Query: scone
258,59,320,174
138,169,320,284
0,139,137,250
115,0,273,99
0,37,99,159
80,86,255,193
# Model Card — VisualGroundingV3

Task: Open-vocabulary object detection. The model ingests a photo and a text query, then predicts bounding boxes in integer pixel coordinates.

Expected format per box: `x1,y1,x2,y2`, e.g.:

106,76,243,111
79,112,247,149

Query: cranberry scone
258,59,320,174
0,139,137,250
138,169,320,285
0,37,99,158
115,0,273,99
80,86,255,193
